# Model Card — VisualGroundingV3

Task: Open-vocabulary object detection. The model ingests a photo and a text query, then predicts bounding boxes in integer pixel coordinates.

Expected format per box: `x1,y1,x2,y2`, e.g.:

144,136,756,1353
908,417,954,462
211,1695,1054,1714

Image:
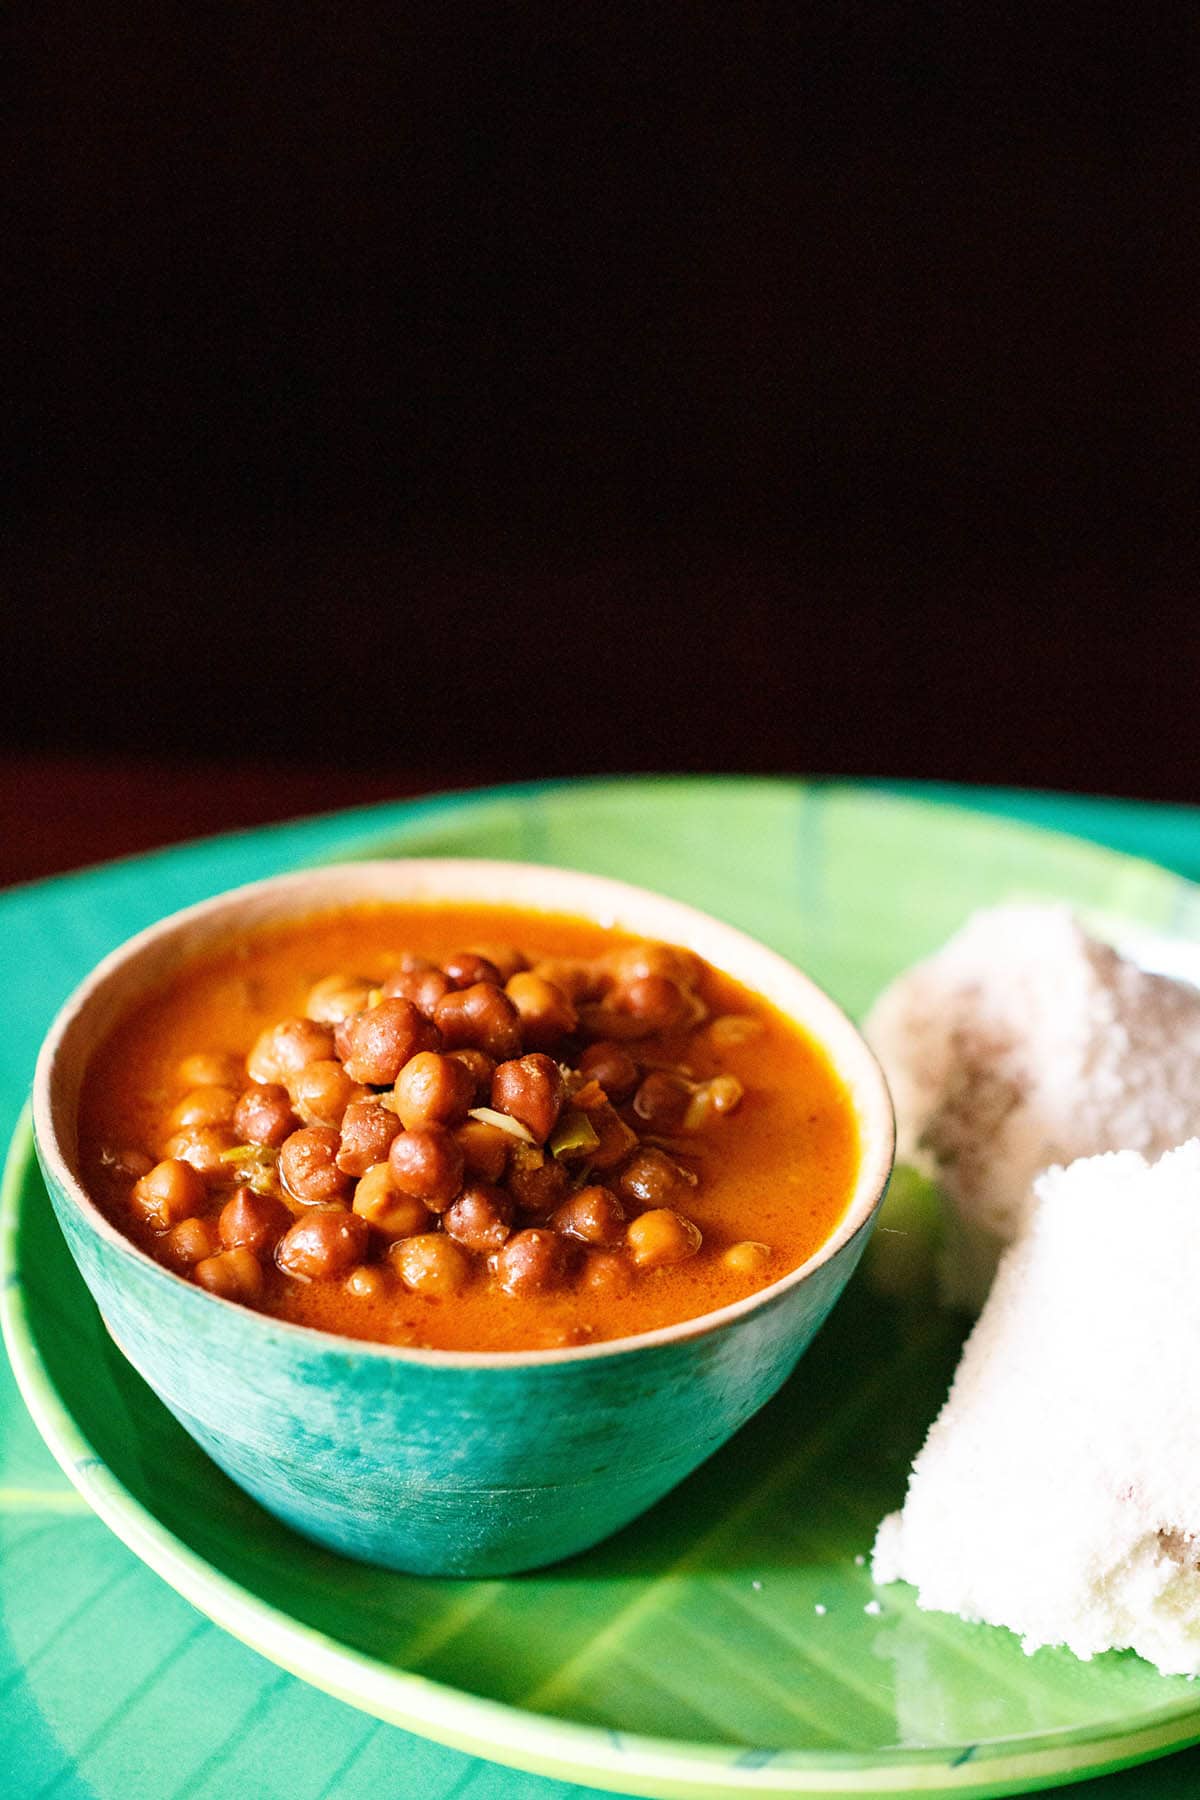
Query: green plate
7,778,1200,1800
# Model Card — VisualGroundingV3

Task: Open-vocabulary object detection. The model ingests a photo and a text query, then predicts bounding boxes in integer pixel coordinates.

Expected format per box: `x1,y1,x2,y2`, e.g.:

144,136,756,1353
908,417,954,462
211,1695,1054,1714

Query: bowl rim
32,857,895,1369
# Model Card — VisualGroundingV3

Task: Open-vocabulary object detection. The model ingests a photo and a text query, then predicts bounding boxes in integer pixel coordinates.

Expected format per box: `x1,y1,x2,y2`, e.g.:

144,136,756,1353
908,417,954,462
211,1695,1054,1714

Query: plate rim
6,778,1200,1798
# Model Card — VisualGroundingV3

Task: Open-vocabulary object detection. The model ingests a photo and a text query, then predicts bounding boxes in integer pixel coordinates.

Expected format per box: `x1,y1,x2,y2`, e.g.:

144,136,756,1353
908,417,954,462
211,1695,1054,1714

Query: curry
78,903,860,1352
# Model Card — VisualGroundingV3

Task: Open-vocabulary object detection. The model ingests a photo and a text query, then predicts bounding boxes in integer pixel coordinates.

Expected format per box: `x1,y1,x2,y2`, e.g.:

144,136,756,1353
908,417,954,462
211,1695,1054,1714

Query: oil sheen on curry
79,904,860,1352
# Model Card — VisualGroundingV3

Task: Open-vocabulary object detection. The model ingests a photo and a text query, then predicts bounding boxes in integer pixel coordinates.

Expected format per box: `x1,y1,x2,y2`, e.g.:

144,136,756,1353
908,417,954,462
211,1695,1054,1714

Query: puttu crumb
814,1603,827,1616
751,1579,762,1591
864,1600,882,1616
854,1553,866,1567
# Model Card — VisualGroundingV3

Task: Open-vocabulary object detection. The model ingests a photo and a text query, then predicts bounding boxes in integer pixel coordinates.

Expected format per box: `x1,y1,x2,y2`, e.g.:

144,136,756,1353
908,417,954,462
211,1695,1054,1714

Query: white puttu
865,905,1200,1308
873,1142,1200,1675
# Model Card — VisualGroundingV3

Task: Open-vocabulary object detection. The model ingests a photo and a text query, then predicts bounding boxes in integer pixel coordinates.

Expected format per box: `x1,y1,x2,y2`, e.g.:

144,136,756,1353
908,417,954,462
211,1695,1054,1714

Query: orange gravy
79,903,861,1350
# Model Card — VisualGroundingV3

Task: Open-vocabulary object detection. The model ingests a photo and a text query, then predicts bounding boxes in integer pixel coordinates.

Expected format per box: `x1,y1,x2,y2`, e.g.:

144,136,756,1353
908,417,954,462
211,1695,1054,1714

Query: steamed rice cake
866,905,1200,1308
873,1142,1200,1675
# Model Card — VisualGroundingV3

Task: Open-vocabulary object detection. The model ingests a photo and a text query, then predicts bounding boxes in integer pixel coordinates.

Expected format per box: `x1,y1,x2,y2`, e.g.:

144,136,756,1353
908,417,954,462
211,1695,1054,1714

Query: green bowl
31,859,894,1577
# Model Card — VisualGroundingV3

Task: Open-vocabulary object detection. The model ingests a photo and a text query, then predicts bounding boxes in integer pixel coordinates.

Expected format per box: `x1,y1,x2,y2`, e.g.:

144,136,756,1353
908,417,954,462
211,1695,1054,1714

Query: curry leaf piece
549,1109,601,1161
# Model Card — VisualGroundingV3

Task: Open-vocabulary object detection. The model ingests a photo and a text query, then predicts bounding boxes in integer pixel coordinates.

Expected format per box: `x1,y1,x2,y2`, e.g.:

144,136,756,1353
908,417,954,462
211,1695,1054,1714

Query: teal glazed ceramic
31,860,894,1577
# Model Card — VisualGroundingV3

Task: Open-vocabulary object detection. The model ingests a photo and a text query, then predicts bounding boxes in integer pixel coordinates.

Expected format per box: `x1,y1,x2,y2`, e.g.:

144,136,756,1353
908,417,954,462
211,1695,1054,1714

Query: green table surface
5,777,1200,1800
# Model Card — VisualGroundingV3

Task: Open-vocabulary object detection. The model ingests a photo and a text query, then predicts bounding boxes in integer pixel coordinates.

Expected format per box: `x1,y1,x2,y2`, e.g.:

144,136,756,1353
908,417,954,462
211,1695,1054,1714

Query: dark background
6,2,1200,847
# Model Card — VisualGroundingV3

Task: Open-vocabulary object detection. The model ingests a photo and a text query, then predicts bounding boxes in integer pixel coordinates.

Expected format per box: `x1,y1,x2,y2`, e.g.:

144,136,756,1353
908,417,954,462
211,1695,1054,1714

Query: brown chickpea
336,1098,401,1175
352,1163,431,1239
530,958,607,1003
620,973,691,1032
382,959,452,1017
218,1185,292,1256
247,1017,335,1085
194,1247,265,1303
617,1146,696,1207
626,1208,702,1269
493,1228,572,1296
723,1239,773,1276
168,1085,239,1131
340,999,440,1086
550,1185,626,1247
585,974,688,1041
161,1214,221,1269
574,1003,645,1042
581,1248,634,1296
279,1126,353,1204
132,1157,208,1230
578,968,694,1040
99,1145,154,1181
163,1125,236,1175
305,973,374,1024
443,949,503,989
391,1233,473,1297
290,1059,366,1129
387,1125,464,1211
444,1183,514,1253
603,941,702,990
454,1117,511,1182
446,1047,495,1099
504,972,578,1051
177,1051,244,1090
434,983,523,1060
466,943,529,982
507,1146,569,1215
345,1265,389,1301
577,1040,639,1102
393,1051,475,1130
632,1071,691,1132
491,1054,565,1144
277,1207,369,1280
581,1099,639,1170
233,1083,297,1148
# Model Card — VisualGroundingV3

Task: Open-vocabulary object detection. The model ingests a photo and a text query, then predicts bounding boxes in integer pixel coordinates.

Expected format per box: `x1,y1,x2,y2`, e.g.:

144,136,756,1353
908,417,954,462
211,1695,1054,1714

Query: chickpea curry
79,905,861,1352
